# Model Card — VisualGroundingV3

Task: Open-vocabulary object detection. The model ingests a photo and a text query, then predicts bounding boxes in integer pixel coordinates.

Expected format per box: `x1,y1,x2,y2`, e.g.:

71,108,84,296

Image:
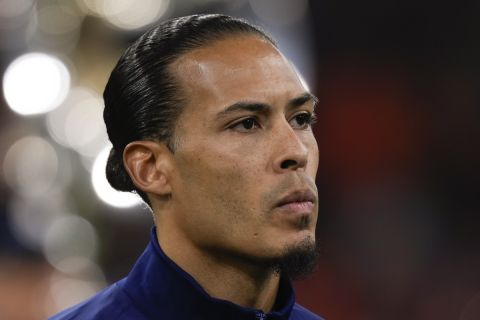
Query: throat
157,230,281,311
203,265,281,312
186,248,282,311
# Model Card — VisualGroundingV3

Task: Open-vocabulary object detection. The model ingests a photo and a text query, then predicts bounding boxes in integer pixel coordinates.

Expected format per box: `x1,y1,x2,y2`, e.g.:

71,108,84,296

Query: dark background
1,0,479,319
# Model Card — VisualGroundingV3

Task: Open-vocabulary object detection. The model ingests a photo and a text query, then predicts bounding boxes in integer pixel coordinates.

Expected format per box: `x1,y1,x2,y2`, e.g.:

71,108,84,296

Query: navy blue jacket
49,228,322,320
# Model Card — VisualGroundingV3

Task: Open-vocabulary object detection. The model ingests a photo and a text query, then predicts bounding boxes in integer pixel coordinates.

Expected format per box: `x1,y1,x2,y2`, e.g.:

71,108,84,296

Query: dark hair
103,14,275,205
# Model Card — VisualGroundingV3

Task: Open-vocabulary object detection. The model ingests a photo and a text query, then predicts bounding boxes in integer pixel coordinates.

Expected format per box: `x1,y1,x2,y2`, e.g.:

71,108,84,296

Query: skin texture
123,35,319,312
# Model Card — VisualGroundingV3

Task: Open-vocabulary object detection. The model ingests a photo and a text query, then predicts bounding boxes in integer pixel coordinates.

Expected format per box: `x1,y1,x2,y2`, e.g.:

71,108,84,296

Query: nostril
280,159,297,169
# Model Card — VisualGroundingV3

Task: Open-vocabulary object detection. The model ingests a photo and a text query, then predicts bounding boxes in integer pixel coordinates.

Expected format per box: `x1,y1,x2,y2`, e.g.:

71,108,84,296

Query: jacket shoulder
290,303,324,320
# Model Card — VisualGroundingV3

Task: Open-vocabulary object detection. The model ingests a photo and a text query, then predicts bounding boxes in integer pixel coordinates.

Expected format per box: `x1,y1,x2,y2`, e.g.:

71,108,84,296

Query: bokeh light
43,215,99,269
46,87,108,163
37,4,84,35
91,146,142,208
79,0,170,30
54,256,105,281
2,53,70,116
7,194,69,251
65,92,107,158
0,4,38,51
0,0,35,19
28,3,85,53
3,136,59,197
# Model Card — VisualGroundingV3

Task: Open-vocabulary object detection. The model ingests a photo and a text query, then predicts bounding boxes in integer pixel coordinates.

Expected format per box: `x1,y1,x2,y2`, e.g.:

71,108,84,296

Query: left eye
229,117,260,132
289,112,315,129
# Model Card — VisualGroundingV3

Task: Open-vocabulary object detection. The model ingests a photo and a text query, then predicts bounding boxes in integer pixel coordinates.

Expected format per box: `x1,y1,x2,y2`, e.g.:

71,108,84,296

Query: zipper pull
255,311,267,320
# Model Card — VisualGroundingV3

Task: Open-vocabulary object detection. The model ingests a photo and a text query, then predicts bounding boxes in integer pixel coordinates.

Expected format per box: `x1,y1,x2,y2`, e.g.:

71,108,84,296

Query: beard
269,234,320,280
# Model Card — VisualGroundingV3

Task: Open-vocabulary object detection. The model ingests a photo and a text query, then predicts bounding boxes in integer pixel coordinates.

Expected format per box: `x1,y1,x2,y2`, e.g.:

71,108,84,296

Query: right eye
228,117,260,132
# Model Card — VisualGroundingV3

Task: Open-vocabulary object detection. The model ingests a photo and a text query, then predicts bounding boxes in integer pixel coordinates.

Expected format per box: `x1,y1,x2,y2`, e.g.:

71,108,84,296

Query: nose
272,123,309,173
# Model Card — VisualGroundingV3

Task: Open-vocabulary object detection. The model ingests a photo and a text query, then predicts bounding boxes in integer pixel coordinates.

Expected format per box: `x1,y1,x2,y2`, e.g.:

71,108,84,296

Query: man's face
167,35,319,265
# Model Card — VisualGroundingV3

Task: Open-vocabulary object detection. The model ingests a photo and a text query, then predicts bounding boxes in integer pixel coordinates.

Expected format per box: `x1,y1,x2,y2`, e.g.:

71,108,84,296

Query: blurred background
1,0,480,319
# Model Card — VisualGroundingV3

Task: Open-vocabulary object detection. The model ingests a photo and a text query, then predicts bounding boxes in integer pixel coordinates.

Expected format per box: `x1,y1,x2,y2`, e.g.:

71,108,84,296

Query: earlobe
123,141,173,197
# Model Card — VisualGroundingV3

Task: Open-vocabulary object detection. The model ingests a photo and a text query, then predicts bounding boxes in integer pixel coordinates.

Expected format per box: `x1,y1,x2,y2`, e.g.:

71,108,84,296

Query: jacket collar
122,228,295,320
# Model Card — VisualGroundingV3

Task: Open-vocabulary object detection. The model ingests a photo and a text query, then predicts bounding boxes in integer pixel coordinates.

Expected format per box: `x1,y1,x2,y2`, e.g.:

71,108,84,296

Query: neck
156,224,281,312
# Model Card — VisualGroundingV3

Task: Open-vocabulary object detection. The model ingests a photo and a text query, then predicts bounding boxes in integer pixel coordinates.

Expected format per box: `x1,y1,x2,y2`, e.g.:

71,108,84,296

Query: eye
289,112,316,129
228,117,260,132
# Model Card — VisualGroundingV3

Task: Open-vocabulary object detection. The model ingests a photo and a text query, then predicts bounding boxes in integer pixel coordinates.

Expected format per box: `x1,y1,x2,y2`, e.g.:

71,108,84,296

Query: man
50,14,322,320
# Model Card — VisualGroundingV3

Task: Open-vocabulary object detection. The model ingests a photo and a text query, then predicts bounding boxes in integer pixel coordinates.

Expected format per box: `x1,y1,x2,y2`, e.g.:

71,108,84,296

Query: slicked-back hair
103,14,275,205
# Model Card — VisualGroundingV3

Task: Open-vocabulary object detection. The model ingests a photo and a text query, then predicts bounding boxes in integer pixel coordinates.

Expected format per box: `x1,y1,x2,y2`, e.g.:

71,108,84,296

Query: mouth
274,189,316,215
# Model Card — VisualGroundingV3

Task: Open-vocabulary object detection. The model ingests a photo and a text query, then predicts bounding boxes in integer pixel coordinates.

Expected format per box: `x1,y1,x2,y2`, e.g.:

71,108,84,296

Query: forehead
170,35,305,111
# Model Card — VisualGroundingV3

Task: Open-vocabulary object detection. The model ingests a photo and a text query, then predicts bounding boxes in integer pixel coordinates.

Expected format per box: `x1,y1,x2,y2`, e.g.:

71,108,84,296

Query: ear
122,141,173,197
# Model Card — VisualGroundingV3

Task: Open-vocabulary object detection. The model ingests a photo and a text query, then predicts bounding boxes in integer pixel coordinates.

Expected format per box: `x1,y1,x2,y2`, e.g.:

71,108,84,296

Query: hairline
161,32,277,153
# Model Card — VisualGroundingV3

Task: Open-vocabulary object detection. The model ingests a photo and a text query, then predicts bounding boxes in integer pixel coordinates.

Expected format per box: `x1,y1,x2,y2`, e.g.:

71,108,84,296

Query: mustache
262,174,318,211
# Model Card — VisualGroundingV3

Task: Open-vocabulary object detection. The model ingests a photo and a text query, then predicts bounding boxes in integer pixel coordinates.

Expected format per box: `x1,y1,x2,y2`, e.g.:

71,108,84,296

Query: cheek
173,147,268,247
174,145,265,217
307,135,320,176
181,133,266,185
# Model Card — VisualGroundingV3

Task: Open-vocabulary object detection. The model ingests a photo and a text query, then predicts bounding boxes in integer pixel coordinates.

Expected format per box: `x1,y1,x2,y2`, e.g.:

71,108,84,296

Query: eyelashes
291,112,317,128
230,117,260,131
228,111,316,133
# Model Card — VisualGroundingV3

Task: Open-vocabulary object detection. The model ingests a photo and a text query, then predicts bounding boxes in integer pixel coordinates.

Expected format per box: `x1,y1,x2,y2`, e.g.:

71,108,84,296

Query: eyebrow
215,92,318,120
287,92,318,111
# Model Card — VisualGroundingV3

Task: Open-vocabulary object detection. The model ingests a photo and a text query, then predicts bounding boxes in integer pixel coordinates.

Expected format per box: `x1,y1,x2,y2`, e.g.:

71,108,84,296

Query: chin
283,226,316,247
272,234,319,280
256,231,319,280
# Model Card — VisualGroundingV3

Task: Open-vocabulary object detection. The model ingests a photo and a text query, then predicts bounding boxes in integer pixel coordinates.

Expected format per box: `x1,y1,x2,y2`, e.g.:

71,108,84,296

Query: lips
275,189,316,209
